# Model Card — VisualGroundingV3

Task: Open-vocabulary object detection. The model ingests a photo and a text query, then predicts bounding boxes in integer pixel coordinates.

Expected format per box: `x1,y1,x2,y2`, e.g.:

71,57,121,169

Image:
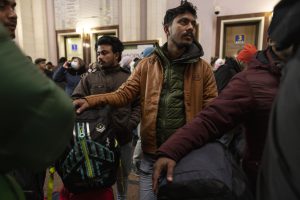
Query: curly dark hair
95,35,124,62
163,1,197,26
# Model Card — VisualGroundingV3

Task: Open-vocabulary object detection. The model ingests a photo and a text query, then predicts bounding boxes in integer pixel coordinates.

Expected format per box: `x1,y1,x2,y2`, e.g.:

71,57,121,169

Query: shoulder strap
47,167,56,200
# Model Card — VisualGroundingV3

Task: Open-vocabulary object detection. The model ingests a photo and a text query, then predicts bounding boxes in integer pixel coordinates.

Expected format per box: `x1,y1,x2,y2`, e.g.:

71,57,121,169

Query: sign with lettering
235,35,245,44
71,44,78,51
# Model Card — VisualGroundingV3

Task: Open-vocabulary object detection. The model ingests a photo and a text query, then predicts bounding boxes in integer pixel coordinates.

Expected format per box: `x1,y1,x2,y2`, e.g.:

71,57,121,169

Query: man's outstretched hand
152,157,176,194
73,99,90,114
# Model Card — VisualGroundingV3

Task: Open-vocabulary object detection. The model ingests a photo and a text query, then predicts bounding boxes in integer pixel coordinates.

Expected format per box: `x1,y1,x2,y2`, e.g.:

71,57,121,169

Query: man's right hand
152,157,176,194
63,61,70,69
73,99,89,114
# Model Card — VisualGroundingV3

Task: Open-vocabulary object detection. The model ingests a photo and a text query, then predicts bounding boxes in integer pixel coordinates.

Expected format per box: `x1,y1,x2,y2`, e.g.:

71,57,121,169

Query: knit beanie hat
213,58,225,71
141,47,154,58
237,44,257,63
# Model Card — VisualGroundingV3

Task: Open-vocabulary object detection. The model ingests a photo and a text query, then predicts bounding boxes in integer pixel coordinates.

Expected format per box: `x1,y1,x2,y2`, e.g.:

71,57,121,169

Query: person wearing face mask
53,57,86,96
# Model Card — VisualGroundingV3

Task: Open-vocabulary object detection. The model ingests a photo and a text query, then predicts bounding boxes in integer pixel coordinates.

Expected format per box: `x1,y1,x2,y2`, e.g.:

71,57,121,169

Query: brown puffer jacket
72,65,140,145
85,43,217,154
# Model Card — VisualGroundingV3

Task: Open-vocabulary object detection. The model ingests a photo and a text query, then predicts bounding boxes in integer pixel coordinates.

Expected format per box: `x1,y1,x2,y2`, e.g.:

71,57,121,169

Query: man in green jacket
0,1,74,199
0,0,17,39
74,2,217,199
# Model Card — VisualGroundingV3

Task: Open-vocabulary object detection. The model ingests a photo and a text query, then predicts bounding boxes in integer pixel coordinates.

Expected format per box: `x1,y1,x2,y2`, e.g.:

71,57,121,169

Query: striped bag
56,106,120,193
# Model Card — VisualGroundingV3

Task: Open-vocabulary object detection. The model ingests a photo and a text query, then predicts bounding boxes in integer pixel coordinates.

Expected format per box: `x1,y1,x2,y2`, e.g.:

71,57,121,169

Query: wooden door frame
89,25,119,63
56,25,119,65
222,21,259,58
215,12,272,58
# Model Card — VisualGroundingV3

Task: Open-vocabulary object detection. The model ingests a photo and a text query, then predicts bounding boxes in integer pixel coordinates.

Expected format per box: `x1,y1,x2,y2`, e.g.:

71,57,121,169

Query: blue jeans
139,154,157,200
133,124,142,170
116,142,132,200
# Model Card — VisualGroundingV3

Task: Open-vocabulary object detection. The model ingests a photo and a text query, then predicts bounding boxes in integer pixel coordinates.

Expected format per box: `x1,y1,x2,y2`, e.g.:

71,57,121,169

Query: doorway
64,35,83,61
215,12,272,58
223,22,259,58
56,25,119,65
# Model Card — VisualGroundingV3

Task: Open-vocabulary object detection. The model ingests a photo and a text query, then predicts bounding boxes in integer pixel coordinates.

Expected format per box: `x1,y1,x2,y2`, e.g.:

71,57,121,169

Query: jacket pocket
90,85,105,94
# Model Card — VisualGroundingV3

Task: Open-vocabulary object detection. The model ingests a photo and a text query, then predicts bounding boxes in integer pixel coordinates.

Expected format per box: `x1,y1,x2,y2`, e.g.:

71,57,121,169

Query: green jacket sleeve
0,174,25,200
0,24,75,172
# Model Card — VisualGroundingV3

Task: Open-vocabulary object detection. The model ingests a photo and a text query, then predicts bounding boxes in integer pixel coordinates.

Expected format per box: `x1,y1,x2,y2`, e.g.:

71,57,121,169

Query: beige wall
14,0,280,64
146,0,167,44
15,0,49,63
45,0,57,64
166,0,280,61
120,0,141,41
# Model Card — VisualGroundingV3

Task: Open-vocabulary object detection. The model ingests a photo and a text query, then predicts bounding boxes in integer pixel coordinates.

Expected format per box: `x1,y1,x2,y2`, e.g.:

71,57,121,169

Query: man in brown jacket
73,2,217,199
72,36,140,200
152,2,294,197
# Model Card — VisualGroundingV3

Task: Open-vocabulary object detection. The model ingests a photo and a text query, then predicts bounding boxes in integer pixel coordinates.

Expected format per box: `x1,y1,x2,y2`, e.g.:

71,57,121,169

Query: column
147,0,167,45
120,0,140,41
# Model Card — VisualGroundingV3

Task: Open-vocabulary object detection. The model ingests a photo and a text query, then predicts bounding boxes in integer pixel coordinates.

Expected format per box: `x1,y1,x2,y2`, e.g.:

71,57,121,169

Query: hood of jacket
270,1,300,50
155,40,204,65
249,47,283,76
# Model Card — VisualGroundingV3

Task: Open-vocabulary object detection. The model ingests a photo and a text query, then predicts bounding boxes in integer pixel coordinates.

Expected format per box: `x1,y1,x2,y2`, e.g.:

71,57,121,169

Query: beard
171,37,193,49
170,31,195,49
98,60,115,68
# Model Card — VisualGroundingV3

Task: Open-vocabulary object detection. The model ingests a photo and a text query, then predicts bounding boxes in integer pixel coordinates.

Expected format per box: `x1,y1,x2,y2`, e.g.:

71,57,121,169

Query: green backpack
56,106,120,193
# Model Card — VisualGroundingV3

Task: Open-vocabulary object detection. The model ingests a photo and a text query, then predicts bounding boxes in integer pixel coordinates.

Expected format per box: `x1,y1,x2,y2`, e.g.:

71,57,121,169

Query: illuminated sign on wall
235,35,245,44
71,44,78,51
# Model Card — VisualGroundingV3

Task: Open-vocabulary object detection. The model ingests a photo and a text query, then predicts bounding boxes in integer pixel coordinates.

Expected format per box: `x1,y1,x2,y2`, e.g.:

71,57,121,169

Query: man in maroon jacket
152,5,295,195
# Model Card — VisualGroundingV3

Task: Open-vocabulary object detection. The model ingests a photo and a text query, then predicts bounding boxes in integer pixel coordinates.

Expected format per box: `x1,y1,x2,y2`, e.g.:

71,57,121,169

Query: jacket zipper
78,123,94,178
161,62,171,130
152,58,164,144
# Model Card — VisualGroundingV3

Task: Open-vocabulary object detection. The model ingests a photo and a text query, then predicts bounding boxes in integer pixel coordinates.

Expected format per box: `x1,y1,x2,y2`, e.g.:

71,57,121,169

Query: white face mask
71,61,80,70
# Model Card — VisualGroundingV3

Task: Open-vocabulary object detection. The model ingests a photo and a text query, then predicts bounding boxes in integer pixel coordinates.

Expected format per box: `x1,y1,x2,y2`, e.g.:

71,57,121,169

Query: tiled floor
113,173,140,200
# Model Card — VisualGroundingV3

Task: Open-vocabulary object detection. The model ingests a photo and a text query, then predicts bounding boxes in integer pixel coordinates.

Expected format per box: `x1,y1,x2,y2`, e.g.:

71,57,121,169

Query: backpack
56,106,120,193
158,142,253,200
214,57,242,93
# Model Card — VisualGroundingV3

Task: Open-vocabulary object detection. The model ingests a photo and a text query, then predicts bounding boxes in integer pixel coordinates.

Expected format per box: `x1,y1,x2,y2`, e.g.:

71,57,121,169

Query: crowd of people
1,0,300,200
